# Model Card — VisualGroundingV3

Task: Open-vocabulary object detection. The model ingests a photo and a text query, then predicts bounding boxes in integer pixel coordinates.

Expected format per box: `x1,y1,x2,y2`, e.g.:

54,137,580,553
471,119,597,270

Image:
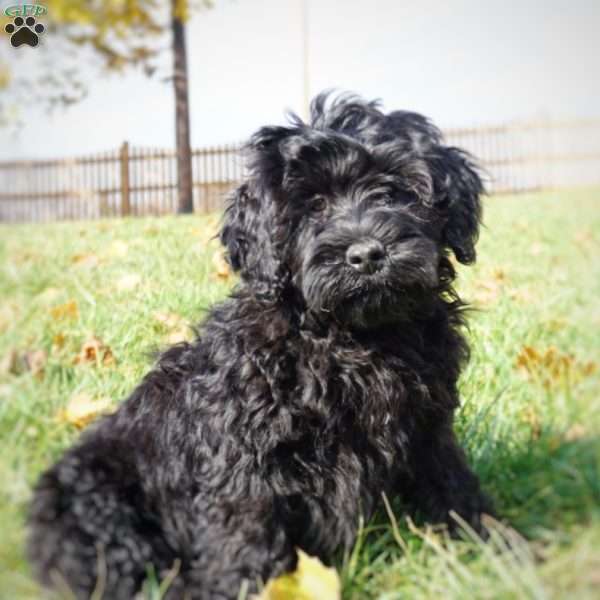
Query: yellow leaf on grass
58,394,113,429
212,251,231,280
71,253,100,268
108,240,129,258
167,326,193,344
51,300,79,321
116,273,142,291
256,550,341,600
153,311,184,329
153,312,191,343
36,287,62,306
515,345,596,389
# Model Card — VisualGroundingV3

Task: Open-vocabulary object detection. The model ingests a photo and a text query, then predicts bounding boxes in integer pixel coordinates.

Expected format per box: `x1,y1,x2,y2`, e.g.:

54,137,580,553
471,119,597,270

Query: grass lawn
0,188,599,599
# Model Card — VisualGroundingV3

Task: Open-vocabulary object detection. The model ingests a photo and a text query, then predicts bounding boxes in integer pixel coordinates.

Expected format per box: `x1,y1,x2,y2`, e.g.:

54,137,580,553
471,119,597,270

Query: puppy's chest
261,339,432,478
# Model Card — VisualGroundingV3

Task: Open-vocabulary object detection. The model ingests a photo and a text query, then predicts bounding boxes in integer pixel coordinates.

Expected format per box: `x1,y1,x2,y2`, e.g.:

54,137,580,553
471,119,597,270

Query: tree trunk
171,1,193,214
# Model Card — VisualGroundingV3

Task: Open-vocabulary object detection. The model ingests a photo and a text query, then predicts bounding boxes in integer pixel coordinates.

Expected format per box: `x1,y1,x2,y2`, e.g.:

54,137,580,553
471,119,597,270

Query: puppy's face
284,136,441,327
220,95,483,330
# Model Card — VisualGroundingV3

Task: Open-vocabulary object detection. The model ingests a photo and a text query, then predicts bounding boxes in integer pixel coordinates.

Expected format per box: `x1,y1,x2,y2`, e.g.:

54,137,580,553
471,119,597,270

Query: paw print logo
5,16,45,48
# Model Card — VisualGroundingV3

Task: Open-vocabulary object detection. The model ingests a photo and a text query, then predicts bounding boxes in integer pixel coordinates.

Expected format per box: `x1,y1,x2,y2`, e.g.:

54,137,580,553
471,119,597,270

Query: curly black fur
28,92,493,599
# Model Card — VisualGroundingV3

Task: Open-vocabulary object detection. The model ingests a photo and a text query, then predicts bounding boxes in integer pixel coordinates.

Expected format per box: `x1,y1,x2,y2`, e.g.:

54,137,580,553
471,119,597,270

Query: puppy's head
220,93,483,328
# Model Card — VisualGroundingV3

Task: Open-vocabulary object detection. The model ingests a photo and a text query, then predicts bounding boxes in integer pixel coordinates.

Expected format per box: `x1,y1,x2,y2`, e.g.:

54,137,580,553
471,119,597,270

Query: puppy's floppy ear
432,147,484,264
219,183,255,272
219,126,294,297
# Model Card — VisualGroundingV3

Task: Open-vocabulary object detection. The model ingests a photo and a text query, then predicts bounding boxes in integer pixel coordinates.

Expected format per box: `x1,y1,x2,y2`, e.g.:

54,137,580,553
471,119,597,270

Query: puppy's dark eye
370,194,393,206
397,190,418,204
310,195,327,214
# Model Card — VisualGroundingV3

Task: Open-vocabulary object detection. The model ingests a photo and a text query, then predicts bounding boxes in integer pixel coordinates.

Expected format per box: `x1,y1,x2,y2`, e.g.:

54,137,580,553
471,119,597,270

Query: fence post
120,141,131,217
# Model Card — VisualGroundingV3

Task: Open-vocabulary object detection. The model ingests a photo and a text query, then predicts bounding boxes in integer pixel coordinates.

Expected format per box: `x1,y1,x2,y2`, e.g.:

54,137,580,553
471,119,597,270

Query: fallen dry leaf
57,393,113,429
0,303,19,333
212,251,231,280
143,225,160,236
52,333,67,351
521,405,542,440
108,240,129,258
50,300,79,321
515,345,596,390
153,312,191,344
71,253,100,268
508,287,535,303
574,229,594,248
153,311,184,329
473,280,502,305
167,326,193,344
472,268,510,305
0,349,19,375
24,349,48,377
564,423,587,442
115,273,142,291
492,268,507,282
529,242,545,256
1,349,47,377
74,336,115,367
255,550,341,600
36,287,63,306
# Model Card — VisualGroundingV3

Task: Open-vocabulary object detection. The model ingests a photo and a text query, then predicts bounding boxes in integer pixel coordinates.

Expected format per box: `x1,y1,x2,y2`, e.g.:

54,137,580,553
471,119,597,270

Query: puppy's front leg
405,421,494,536
162,498,297,600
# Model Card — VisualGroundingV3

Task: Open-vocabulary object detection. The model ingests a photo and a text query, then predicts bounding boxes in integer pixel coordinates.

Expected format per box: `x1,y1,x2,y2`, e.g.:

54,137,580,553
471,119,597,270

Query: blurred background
0,0,599,221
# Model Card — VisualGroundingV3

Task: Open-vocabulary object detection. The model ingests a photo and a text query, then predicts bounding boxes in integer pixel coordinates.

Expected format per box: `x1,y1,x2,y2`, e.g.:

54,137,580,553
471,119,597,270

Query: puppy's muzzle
345,239,386,274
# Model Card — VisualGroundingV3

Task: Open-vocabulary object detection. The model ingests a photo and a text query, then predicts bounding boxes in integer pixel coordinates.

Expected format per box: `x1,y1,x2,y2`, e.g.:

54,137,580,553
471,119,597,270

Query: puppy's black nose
346,240,386,274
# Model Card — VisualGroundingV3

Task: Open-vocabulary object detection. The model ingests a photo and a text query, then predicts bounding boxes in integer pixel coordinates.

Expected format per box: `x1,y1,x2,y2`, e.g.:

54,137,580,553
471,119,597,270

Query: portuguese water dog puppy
28,93,493,599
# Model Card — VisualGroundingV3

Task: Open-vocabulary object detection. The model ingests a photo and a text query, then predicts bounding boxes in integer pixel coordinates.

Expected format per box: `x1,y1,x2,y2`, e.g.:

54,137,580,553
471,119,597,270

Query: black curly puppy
28,93,493,599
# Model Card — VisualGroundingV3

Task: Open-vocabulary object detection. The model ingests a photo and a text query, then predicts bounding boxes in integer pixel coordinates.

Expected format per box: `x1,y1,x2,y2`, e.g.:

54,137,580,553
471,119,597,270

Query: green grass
1,189,599,599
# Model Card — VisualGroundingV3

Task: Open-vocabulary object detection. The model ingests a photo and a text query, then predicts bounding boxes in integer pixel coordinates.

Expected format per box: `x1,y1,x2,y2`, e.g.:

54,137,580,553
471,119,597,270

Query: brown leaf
492,268,507,282
0,349,20,375
515,345,596,389
71,253,100,268
23,349,48,377
50,300,79,321
74,336,115,367
0,348,47,377
52,333,66,350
